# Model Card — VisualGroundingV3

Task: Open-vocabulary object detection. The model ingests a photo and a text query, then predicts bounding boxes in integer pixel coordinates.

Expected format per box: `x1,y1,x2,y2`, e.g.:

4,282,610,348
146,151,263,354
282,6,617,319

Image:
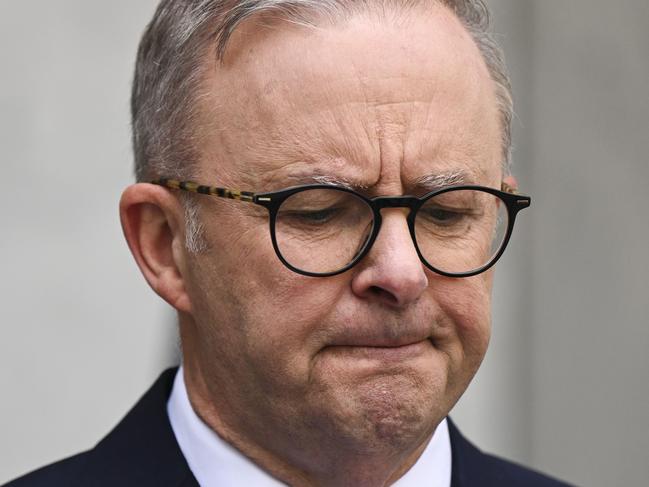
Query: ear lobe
120,183,192,313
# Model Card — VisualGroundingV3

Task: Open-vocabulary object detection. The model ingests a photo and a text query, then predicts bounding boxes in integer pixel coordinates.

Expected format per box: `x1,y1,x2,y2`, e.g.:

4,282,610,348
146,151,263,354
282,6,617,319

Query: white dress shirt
168,367,452,486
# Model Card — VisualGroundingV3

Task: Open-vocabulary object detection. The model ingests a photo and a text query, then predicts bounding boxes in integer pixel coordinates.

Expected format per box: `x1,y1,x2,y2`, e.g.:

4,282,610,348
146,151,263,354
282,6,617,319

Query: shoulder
470,450,572,487
3,452,90,487
447,418,574,487
3,368,197,487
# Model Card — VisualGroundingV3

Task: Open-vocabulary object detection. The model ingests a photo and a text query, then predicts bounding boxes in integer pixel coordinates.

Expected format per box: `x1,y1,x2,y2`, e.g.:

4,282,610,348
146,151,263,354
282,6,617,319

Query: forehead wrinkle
318,108,376,172
229,87,377,187
306,69,381,173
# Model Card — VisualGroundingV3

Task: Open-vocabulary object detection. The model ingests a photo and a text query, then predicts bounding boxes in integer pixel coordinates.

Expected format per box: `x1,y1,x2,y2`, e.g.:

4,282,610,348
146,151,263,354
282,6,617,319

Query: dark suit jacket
4,368,573,486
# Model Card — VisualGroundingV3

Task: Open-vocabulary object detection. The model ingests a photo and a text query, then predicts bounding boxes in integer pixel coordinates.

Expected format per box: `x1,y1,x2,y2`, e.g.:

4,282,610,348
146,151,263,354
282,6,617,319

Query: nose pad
351,210,428,307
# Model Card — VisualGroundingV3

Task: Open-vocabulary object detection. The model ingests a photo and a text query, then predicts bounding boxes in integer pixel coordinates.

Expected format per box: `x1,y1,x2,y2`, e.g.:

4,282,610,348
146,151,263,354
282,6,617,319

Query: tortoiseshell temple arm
151,178,256,203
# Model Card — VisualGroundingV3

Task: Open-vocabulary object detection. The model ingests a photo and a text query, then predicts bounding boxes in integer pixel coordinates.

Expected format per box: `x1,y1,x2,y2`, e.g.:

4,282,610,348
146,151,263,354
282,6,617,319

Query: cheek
188,225,347,381
434,275,492,369
240,273,346,367
230,275,350,402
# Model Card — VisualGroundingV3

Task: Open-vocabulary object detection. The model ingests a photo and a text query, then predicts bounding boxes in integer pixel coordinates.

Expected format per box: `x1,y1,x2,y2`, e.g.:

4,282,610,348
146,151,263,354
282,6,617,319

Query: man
6,0,571,486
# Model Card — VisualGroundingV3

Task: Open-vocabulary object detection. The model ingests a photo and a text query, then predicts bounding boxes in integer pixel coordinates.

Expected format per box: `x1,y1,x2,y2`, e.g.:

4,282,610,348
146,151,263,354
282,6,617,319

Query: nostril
368,285,399,305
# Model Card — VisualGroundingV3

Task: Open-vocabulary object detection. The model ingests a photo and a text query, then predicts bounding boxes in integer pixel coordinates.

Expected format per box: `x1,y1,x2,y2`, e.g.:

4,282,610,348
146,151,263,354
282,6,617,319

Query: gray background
1,1,648,485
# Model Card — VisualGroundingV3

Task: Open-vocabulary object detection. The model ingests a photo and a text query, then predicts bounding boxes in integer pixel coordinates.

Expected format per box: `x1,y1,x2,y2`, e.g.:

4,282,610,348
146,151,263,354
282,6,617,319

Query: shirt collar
168,366,452,487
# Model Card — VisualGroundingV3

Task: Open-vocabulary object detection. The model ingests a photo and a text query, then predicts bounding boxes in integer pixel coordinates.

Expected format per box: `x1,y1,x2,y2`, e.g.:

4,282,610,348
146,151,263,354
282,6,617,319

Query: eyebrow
283,172,363,191
412,170,474,192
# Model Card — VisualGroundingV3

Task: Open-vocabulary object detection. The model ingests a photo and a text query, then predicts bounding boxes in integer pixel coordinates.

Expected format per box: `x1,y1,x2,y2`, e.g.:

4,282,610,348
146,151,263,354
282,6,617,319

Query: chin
309,371,445,455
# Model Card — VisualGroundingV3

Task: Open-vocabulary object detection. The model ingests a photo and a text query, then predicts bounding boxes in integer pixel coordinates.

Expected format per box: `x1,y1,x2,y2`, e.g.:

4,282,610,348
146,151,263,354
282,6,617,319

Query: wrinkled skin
125,3,507,486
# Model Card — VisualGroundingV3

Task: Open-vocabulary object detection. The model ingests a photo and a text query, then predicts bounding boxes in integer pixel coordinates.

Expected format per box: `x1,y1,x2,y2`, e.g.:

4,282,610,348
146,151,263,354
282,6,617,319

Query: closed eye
281,207,342,225
419,206,470,226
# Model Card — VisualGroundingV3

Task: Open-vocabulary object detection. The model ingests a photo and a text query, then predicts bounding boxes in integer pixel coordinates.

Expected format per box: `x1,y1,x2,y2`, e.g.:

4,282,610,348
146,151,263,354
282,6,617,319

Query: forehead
196,3,502,192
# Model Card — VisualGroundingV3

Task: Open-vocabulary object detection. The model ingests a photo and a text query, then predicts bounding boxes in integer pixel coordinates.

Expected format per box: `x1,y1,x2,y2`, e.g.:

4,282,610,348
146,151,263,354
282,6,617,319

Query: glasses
152,178,530,278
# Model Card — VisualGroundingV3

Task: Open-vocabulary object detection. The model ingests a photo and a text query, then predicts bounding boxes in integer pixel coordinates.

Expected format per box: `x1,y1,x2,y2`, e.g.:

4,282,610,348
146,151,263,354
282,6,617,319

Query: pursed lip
327,332,433,349
322,338,433,360
320,317,438,358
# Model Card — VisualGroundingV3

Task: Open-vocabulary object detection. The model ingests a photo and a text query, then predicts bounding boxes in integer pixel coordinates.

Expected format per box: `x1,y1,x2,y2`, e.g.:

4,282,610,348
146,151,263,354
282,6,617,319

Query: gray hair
132,0,513,250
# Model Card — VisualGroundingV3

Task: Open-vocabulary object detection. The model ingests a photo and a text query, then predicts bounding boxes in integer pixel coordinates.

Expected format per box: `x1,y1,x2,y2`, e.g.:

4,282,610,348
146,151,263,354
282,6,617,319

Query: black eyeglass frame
151,178,531,278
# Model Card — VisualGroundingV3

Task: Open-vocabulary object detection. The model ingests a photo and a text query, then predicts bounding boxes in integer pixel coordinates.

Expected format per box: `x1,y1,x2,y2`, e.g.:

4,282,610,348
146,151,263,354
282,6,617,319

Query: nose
351,209,429,307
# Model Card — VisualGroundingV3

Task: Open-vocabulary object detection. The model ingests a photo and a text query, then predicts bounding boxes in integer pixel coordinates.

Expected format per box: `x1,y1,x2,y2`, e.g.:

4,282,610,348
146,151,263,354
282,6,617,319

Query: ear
119,183,193,313
503,174,518,192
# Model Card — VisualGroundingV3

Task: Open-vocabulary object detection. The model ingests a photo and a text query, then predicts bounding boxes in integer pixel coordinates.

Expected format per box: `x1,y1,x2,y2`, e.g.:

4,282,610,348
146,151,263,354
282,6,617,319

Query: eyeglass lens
274,187,508,276
275,188,374,274
414,189,508,275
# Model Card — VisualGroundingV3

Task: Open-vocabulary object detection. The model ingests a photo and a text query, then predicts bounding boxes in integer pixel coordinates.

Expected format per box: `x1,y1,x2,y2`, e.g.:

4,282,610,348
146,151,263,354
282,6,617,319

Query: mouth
323,339,433,361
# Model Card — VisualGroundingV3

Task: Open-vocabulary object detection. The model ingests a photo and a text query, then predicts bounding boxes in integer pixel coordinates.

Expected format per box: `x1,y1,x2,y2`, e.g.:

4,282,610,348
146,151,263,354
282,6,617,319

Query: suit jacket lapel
448,416,492,487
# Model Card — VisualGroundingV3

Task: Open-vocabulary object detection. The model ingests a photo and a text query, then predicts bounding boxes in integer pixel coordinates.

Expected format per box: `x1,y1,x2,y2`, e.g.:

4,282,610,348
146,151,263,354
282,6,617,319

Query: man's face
181,3,502,472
